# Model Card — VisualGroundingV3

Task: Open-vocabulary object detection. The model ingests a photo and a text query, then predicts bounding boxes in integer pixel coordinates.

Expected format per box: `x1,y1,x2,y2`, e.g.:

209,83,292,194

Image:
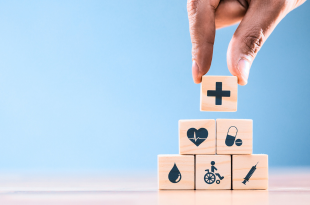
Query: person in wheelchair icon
204,161,224,184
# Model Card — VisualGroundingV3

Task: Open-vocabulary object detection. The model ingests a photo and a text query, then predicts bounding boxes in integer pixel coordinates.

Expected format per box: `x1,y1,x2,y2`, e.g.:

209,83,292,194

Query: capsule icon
225,126,238,147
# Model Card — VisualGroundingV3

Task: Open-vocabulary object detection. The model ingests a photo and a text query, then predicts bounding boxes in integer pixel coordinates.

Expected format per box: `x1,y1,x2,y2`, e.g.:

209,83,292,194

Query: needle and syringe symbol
242,162,259,185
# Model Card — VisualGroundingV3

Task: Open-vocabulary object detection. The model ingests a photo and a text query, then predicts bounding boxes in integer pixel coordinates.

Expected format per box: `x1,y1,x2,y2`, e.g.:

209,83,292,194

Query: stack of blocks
158,76,268,190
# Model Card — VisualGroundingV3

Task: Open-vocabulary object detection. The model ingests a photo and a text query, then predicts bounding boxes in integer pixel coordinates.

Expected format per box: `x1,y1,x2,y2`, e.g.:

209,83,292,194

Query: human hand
187,0,306,85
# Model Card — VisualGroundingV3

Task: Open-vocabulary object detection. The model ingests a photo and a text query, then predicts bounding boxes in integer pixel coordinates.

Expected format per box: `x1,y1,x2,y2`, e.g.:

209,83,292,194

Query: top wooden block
200,76,238,112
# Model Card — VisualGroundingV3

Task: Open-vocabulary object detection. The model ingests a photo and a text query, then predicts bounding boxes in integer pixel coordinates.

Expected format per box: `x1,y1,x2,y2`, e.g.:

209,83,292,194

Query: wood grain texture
179,120,215,155
0,168,310,204
200,76,238,112
216,119,253,154
158,155,194,190
232,154,268,190
196,155,231,189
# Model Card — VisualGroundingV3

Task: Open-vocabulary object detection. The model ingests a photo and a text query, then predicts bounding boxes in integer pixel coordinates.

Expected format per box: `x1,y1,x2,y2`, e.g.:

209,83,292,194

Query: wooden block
158,154,194,189
200,76,238,112
196,155,231,189
179,119,215,155
232,154,268,190
216,119,253,154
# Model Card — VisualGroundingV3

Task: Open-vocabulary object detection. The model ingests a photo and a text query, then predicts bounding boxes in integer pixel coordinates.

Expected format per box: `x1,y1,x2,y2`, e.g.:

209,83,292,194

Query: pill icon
235,139,243,146
225,126,238,147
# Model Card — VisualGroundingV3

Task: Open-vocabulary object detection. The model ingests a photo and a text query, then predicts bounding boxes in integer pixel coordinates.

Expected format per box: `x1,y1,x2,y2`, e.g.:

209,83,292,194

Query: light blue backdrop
0,0,309,172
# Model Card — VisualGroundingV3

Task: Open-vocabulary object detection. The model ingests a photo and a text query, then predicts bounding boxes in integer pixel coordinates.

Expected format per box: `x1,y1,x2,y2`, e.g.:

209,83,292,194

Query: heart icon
187,128,208,147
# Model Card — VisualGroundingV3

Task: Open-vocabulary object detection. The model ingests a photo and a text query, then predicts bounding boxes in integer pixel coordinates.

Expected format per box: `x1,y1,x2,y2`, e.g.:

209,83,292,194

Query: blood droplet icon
168,163,182,183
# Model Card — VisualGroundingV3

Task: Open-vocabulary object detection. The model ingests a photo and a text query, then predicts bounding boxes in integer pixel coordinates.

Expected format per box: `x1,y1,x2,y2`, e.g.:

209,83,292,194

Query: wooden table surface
0,168,309,205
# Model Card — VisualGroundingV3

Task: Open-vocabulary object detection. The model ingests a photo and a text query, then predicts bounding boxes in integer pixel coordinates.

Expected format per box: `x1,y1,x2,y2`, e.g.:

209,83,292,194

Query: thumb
227,0,305,85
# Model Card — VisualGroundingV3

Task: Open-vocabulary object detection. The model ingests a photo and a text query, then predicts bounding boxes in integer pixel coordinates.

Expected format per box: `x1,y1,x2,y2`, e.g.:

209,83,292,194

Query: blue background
0,0,309,173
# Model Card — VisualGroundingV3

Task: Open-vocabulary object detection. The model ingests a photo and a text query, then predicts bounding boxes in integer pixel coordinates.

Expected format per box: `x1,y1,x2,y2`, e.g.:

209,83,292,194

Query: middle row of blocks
179,119,252,155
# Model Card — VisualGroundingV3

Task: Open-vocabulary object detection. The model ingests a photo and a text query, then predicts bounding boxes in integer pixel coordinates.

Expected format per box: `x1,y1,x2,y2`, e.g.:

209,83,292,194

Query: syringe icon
242,162,259,185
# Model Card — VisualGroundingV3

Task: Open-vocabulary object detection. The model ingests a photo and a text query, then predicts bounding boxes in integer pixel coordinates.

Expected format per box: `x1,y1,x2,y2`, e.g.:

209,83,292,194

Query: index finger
187,0,220,83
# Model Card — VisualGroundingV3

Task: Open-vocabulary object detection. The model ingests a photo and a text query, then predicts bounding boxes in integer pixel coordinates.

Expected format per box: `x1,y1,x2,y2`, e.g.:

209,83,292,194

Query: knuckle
187,0,200,16
256,0,287,8
282,0,306,10
294,0,307,8
187,0,217,16
242,28,265,57
271,0,291,13
276,0,294,8
253,0,290,16
187,0,200,30
269,0,287,7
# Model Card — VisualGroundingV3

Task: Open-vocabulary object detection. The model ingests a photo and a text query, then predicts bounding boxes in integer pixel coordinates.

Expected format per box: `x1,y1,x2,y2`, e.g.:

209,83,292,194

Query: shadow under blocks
158,76,268,190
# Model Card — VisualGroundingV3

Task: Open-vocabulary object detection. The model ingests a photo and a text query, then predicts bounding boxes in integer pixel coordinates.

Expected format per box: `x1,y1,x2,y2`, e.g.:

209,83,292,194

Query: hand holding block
179,120,215,155
232,154,268,190
158,155,194,189
196,155,231,189
216,119,253,154
200,76,238,112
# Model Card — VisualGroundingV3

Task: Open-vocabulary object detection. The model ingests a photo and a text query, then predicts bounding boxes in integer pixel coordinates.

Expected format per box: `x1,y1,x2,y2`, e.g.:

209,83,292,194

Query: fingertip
237,58,250,86
238,77,247,86
193,78,202,84
192,60,202,84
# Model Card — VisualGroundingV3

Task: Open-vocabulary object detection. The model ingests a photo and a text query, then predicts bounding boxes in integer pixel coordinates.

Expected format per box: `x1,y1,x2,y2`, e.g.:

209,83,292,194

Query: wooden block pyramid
158,76,268,190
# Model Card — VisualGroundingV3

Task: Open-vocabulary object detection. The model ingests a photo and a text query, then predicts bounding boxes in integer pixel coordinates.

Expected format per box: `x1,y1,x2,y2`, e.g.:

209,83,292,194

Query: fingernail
192,60,201,84
237,58,251,85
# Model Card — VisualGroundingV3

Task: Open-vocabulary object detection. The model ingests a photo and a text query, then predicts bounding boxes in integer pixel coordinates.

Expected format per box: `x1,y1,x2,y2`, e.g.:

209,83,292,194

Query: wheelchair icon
204,169,224,184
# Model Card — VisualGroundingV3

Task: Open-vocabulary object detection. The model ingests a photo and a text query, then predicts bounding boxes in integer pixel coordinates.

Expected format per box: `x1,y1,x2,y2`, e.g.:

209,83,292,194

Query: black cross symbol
207,82,230,105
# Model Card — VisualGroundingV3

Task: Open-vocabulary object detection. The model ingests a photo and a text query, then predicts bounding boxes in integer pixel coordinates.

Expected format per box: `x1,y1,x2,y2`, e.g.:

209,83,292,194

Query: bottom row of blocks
158,154,268,190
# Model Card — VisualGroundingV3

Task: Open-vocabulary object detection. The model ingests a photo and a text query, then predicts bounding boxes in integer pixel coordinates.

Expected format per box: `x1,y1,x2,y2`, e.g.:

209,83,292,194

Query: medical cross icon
207,82,230,105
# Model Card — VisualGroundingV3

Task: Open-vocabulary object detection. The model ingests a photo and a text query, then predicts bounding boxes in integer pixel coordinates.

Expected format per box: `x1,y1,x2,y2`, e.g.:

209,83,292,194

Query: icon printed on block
235,139,242,146
196,155,231,189
187,128,208,147
225,126,242,147
232,155,267,189
158,155,194,189
179,120,215,154
168,163,182,183
207,82,231,105
204,161,225,184
201,76,237,112
242,162,259,185
216,119,252,154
